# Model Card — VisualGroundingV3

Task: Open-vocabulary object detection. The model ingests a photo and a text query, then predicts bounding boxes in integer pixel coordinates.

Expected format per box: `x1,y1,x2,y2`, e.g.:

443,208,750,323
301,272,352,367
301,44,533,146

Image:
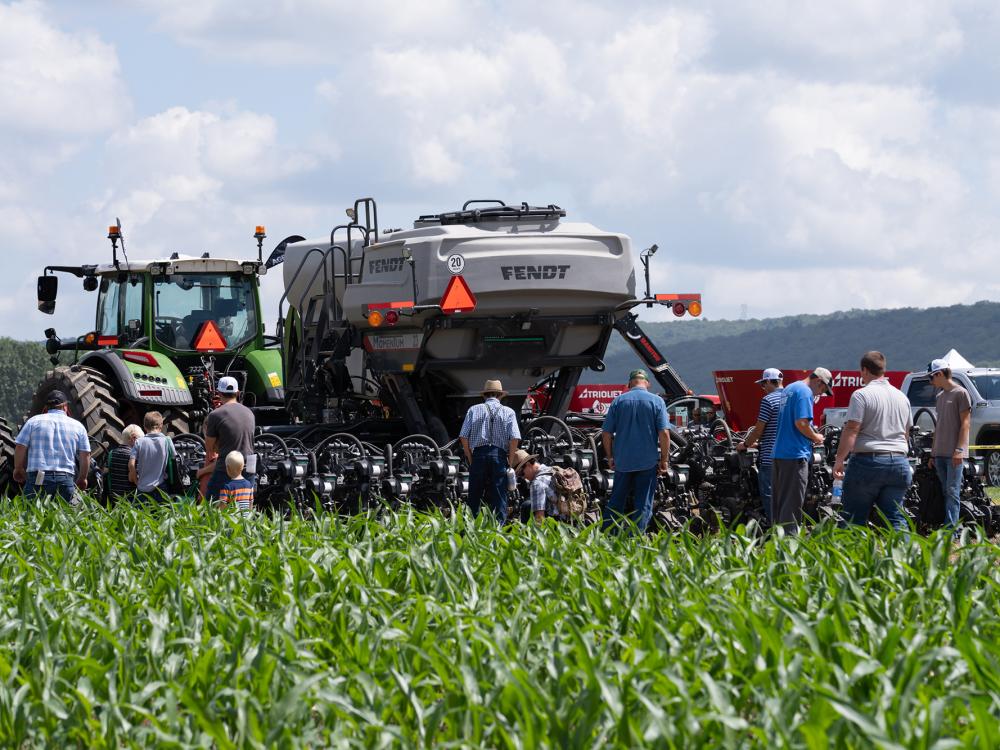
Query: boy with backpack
512,448,587,523
129,411,175,499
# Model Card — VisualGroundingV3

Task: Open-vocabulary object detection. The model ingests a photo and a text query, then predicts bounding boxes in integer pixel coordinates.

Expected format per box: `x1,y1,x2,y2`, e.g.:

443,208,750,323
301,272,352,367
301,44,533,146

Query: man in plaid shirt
459,379,520,523
13,390,91,502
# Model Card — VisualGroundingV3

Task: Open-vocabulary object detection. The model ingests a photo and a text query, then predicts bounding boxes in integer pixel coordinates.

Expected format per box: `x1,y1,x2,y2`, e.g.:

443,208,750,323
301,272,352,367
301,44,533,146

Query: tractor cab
89,258,262,355
28,223,286,459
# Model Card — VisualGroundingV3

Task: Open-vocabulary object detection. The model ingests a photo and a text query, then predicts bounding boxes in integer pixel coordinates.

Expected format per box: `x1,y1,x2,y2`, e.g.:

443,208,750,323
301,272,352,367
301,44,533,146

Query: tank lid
415,200,566,227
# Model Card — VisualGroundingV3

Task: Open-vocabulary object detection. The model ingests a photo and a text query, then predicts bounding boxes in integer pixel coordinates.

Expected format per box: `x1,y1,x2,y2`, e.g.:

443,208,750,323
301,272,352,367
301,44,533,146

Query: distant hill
587,300,1000,394
3,300,998,422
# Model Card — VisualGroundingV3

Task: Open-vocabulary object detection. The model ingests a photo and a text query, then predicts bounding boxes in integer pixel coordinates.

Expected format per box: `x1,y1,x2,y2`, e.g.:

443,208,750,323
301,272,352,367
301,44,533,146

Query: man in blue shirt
772,368,833,531
601,369,670,532
12,389,91,502
737,368,786,523
459,379,520,523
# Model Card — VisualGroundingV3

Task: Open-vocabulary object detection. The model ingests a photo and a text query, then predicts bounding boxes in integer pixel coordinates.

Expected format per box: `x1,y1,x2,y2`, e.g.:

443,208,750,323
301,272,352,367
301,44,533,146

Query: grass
988,486,1000,502
0,500,998,748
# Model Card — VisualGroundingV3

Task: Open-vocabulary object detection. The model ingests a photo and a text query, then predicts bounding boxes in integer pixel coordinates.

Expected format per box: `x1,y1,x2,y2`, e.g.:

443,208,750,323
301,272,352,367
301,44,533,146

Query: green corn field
0,499,997,748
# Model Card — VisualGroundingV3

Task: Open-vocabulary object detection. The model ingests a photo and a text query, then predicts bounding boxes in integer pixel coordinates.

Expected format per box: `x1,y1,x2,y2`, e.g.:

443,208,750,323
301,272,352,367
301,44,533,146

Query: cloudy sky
3,0,1000,340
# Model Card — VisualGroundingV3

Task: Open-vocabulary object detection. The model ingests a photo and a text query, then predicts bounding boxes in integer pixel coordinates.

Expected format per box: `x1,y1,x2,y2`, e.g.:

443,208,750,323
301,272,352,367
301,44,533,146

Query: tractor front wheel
0,417,16,496
26,365,125,464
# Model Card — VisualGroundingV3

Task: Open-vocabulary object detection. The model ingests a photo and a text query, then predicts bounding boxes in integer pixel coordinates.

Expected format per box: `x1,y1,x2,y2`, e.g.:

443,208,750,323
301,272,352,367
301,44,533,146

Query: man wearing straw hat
459,379,521,523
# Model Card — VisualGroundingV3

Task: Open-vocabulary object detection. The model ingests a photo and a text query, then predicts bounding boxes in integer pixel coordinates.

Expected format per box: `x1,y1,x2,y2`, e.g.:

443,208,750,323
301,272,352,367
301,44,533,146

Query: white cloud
5,0,1000,341
0,1,129,135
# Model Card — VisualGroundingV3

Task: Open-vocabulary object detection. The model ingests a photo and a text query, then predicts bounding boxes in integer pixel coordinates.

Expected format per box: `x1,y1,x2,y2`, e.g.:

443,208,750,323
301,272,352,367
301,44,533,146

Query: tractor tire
0,417,16,496
26,365,124,463
162,409,191,437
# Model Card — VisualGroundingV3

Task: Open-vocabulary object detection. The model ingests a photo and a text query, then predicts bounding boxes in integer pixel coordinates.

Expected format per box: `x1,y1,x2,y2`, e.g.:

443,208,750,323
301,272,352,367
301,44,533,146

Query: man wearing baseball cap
204,376,256,501
12,389,91,502
737,368,785,523
600,368,670,533
926,358,971,531
771,367,833,531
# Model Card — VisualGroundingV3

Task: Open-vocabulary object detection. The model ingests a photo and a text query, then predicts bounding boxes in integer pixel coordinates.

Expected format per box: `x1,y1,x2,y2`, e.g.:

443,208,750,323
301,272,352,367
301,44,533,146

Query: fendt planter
276,199,699,444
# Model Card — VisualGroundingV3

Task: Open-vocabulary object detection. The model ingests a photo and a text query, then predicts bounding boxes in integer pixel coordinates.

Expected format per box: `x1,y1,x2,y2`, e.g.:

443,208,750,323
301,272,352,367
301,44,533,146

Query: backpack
164,438,187,495
544,466,588,518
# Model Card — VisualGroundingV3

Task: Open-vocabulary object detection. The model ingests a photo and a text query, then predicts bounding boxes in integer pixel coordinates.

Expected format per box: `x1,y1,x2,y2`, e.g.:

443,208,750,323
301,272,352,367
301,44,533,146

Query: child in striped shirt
218,450,254,515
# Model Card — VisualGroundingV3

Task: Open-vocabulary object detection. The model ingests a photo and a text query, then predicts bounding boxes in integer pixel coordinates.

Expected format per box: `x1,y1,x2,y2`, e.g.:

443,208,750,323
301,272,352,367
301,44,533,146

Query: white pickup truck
900,364,1000,486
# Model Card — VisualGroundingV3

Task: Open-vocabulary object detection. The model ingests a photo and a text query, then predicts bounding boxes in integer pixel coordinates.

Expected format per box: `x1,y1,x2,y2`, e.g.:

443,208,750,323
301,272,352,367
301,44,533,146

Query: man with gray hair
459,379,520,522
106,424,143,501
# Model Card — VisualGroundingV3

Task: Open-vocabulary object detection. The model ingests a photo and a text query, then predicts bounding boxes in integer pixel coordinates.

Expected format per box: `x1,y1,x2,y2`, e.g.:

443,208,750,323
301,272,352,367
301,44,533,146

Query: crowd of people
12,376,258,514
12,353,971,535
737,351,970,535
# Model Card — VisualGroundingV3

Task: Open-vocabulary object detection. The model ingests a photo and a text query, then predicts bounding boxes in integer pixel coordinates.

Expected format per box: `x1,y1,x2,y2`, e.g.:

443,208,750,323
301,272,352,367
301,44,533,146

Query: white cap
755,368,783,383
928,358,949,376
217,375,239,394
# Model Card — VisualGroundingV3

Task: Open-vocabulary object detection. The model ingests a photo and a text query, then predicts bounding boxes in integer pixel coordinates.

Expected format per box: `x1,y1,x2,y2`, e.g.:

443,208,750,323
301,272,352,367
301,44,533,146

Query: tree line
1,300,998,422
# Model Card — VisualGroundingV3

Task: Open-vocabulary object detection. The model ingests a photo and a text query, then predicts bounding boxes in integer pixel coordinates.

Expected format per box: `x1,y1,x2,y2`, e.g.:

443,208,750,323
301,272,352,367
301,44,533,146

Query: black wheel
162,409,191,437
0,417,15,496
985,450,1000,487
26,365,125,463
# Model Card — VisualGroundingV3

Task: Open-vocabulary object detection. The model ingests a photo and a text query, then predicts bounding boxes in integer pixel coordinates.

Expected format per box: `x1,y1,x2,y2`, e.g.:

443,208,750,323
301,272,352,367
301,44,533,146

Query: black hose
391,434,441,458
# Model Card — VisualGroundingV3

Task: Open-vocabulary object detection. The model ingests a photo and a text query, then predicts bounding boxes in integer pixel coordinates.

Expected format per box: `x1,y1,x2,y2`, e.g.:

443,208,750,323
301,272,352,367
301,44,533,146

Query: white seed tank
282,205,637,402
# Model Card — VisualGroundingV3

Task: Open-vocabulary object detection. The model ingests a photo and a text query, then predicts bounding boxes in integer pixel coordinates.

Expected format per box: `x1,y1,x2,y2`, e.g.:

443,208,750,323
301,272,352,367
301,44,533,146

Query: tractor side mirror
37,276,58,314
83,276,99,292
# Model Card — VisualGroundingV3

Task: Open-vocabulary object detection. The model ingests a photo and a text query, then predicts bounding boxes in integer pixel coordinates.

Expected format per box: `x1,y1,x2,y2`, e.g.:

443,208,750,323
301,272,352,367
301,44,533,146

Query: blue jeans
934,458,964,529
758,463,773,523
466,446,508,523
841,454,912,532
24,471,78,503
602,466,658,533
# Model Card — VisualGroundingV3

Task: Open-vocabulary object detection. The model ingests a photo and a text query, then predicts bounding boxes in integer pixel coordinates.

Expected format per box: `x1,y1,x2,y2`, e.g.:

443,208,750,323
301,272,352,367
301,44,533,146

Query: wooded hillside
0,300,997,423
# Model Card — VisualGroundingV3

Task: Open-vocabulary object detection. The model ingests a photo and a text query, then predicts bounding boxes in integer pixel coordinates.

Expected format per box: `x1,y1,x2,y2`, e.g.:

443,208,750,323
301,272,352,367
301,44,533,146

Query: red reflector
193,320,227,351
138,389,162,397
97,336,119,346
385,310,399,325
366,300,414,310
672,302,686,317
122,351,158,367
440,275,476,314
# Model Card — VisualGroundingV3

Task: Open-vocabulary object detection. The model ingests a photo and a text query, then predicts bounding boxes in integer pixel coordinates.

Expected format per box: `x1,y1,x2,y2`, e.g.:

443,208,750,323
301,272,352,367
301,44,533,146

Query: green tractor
11,222,288,470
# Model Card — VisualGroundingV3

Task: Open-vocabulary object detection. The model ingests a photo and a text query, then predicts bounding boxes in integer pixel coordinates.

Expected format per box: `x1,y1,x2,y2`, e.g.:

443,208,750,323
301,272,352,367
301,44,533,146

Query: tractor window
152,273,257,351
96,276,145,340
96,279,120,335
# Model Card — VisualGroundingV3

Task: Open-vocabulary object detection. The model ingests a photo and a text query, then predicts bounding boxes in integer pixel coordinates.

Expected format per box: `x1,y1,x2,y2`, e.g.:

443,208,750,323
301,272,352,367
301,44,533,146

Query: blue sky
3,0,1000,340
